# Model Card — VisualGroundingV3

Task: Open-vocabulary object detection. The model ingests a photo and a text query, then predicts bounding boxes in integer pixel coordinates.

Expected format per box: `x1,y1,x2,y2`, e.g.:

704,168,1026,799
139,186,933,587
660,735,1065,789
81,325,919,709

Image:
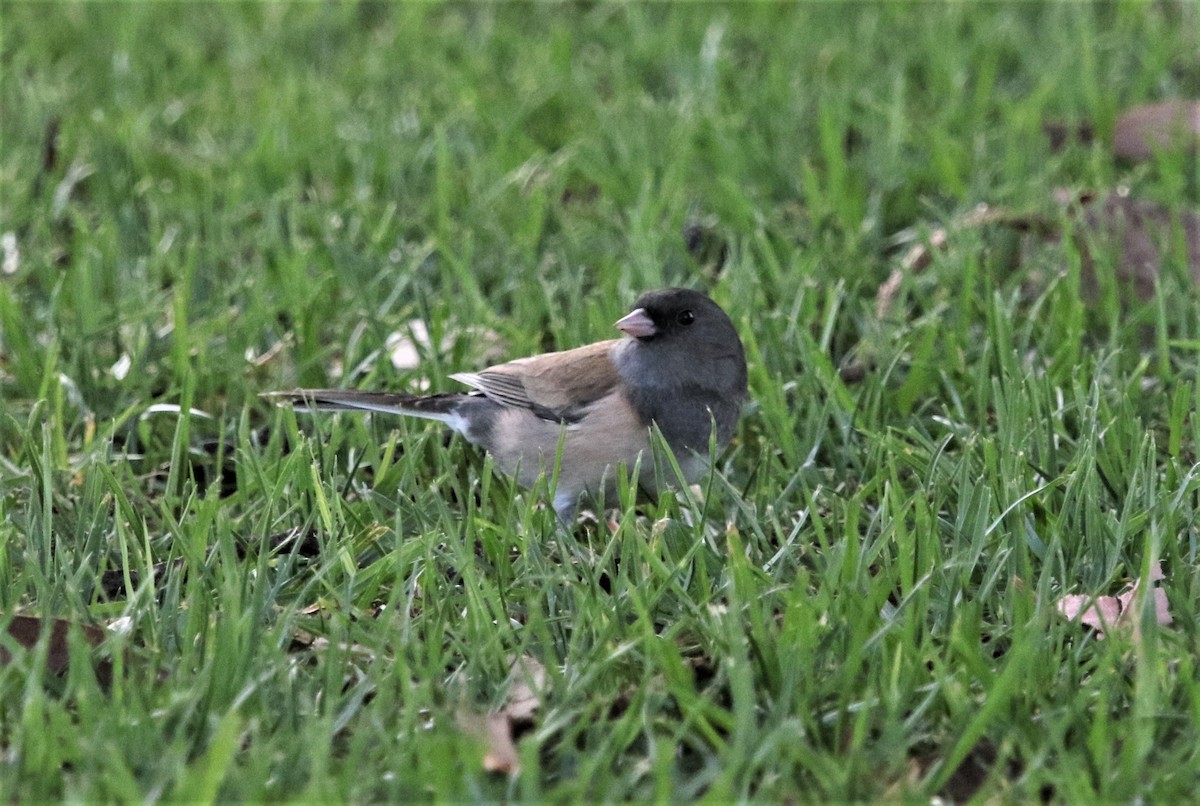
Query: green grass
3,1,1199,801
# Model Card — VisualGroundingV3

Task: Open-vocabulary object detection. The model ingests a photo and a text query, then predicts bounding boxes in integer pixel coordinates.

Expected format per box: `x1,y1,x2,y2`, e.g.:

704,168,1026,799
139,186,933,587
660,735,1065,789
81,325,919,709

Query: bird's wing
450,339,624,423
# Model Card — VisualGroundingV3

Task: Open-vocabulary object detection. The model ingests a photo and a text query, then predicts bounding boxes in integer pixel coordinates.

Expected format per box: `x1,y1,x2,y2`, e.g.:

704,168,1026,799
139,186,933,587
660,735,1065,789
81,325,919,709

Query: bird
265,287,747,520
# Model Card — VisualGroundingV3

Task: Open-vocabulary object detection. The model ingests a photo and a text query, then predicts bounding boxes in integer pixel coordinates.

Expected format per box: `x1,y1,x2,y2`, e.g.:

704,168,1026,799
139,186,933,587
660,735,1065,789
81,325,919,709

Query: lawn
2,1,1199,801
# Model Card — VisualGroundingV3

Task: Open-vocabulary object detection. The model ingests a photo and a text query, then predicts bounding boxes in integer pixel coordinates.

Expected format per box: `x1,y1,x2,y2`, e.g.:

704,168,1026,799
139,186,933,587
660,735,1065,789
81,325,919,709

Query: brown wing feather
452,339,623,416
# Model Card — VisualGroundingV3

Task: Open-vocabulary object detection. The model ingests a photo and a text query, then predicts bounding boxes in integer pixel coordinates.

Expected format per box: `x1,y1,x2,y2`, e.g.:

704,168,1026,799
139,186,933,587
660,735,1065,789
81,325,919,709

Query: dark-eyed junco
266,288,747,519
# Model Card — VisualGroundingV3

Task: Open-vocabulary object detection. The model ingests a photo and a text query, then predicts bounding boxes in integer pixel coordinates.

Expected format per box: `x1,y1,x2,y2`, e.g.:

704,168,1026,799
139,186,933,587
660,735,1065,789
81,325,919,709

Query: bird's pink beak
615,308,656,338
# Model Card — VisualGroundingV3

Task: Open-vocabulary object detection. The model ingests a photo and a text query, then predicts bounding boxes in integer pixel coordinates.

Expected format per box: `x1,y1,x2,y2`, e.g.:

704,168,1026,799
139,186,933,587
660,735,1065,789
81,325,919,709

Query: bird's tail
262,389,470,427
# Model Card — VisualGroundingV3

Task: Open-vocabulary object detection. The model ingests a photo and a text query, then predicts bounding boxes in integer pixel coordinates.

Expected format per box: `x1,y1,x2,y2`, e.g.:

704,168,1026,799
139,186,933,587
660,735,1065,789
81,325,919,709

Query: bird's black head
617,288,738,351
613,287,747,449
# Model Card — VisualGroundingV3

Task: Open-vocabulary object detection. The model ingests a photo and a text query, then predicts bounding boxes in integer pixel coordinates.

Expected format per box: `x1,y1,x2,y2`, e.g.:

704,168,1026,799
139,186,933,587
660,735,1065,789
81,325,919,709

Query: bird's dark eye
677,310,695,326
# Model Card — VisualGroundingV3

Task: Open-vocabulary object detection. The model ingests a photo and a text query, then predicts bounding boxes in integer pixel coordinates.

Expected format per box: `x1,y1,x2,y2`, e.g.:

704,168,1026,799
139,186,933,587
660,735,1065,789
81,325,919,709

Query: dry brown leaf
480,712,521,773
504,655,546,722
456,655,547,775
2,614,113,689
457,710,521,774
1118,587,1173,629
1056,593,1123,632
1114,100,1200,162
1056,562,1173,639
1067,192,1200,301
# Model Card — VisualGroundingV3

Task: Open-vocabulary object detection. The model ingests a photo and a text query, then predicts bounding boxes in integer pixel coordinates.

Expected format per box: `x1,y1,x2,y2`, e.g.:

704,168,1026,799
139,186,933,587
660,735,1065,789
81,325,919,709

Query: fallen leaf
1113,100,1200,162
1056,593,1123,632
1117,586,1173,628
1,614,113,689
457,711,521,774
503,655,546,722
1068,192,1200,301
1056,562,1173,639
1115,561,1173,641
456,655,547,775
